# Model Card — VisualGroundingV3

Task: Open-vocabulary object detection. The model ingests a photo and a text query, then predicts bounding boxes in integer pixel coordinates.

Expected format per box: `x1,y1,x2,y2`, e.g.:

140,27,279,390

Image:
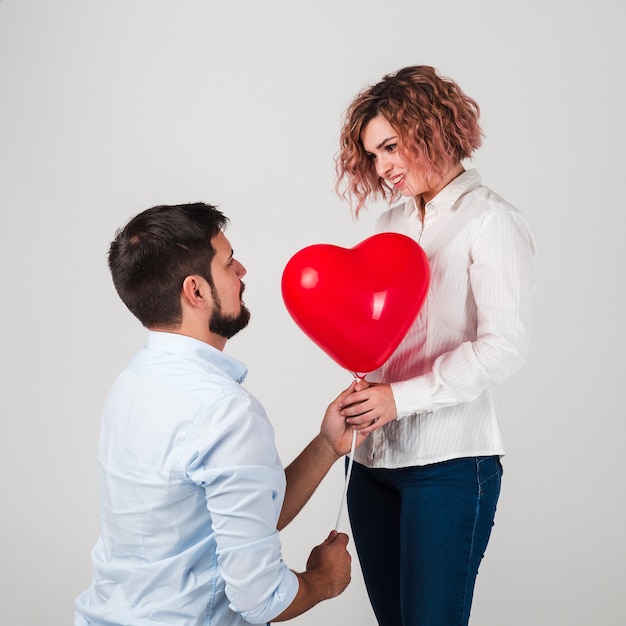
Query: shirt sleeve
391,208,536,416
185,391,299,623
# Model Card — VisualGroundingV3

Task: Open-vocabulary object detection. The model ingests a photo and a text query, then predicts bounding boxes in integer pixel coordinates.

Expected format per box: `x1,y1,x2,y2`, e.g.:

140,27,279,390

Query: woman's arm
340,209,535,432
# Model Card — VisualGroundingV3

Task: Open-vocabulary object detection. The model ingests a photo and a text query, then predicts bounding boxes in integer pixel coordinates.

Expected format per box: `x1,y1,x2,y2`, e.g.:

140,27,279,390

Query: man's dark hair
108,202,228,328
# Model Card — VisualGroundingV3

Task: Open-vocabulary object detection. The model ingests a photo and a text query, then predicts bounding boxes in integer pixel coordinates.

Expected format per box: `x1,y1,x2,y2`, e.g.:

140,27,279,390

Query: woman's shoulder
376,199,415,230
459,176,527,226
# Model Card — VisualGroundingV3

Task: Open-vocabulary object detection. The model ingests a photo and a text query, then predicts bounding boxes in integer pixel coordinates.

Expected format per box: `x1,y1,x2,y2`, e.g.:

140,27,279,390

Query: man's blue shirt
75,331,298,625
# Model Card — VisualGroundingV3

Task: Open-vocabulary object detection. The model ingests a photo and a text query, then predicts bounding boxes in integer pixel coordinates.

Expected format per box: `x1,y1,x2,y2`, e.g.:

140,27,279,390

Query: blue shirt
75,331,298,625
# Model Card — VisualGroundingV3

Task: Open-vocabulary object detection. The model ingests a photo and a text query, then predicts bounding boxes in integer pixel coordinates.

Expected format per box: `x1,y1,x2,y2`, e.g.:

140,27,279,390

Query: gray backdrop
1,1,624,624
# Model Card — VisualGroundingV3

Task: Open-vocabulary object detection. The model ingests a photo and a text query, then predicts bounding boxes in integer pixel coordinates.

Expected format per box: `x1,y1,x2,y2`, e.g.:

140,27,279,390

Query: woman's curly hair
335,65,483,217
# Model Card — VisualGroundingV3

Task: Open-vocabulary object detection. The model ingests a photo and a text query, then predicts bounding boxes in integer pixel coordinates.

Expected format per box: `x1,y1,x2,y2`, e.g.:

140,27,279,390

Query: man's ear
181,275,211,308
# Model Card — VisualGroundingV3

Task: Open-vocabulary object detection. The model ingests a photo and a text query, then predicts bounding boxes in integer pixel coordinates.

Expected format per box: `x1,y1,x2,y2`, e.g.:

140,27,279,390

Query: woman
335,65,535,625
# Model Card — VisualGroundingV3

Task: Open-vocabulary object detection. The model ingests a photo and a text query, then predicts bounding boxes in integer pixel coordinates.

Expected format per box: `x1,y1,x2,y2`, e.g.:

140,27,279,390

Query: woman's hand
338,382,397,434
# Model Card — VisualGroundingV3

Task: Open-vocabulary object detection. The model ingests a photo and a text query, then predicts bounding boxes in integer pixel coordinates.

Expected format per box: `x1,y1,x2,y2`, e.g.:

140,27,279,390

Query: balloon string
334,373,365,531
335,427,357,531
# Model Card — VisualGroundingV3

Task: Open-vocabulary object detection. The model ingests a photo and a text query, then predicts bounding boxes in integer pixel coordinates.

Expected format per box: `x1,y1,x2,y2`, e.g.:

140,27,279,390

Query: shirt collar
145,330,249,384
402,168,482,217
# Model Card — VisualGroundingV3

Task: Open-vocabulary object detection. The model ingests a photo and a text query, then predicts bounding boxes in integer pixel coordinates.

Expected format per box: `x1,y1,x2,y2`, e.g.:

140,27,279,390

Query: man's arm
278,380,368,530
278,434,339,530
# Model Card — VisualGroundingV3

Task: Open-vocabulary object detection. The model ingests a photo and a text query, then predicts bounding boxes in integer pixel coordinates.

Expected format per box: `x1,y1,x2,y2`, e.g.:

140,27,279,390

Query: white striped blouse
353,169,536,469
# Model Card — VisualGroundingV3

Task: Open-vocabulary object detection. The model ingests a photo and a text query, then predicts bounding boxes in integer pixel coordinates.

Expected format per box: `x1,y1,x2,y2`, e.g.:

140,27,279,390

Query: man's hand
339,381,397,434
303,530,351,598
320,379,371,456
272,531,352,621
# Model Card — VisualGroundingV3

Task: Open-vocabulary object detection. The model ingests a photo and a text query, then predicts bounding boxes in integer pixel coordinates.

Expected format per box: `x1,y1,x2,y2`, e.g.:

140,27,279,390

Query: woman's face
361,115,436,203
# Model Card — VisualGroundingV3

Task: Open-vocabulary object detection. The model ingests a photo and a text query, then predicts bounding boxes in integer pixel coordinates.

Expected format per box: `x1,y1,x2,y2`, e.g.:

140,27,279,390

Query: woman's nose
376,154,392,178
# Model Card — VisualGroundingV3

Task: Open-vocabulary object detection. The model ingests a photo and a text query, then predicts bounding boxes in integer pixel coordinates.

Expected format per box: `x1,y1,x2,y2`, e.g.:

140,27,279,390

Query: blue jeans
346,456,502,626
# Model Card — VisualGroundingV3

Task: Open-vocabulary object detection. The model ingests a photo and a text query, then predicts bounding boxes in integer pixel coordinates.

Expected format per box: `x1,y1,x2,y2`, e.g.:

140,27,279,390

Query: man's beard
209,285,250,339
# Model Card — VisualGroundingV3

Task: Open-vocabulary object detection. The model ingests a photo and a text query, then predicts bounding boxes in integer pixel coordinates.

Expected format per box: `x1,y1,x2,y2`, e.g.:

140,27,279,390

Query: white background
1,1,624,624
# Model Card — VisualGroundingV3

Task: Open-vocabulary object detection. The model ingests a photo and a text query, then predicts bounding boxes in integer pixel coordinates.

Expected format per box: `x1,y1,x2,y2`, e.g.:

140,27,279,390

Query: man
75,202,365,625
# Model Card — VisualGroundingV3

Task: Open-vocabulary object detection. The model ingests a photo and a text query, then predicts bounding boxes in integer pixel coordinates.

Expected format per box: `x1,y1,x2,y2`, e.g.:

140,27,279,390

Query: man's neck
148,323,227,352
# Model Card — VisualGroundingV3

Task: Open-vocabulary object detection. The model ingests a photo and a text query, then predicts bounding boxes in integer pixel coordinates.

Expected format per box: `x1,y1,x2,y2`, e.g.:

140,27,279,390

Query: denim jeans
346,455,502,626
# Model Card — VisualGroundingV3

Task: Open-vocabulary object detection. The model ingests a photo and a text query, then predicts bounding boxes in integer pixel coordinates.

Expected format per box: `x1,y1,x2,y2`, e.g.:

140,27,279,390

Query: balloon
281,232,430,374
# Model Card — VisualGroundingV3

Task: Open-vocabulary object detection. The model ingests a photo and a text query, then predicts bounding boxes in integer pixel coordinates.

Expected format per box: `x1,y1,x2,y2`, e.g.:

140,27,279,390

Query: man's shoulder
129,347,243,398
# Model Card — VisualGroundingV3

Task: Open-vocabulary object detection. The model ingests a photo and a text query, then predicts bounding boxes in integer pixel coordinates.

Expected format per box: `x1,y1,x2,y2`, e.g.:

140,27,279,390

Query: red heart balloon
281,233,430,374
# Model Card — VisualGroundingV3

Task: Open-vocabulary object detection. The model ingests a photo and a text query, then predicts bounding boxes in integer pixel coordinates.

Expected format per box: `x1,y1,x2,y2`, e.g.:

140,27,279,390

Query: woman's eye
386,143,397,152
